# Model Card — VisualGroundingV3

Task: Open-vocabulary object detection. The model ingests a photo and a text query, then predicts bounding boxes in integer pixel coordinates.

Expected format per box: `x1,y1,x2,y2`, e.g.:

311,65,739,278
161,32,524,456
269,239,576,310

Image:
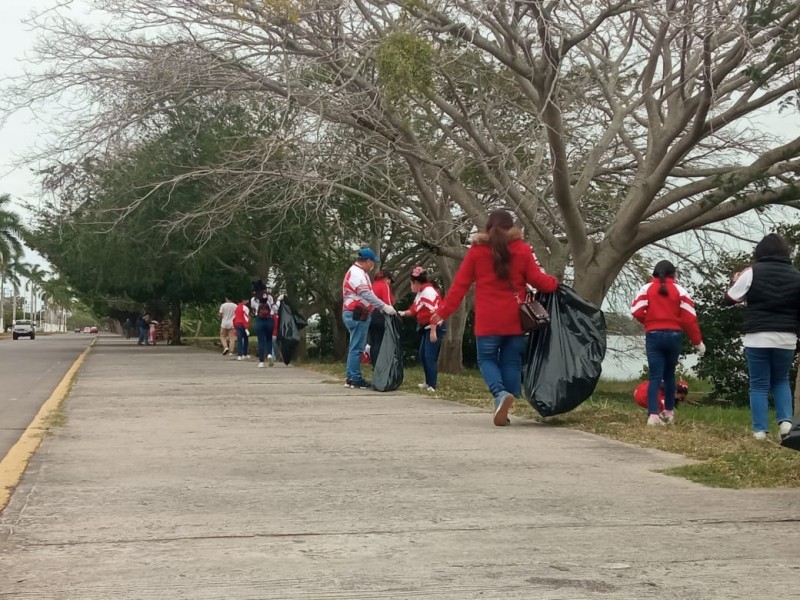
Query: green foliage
693,252,751,405
376,31,434,102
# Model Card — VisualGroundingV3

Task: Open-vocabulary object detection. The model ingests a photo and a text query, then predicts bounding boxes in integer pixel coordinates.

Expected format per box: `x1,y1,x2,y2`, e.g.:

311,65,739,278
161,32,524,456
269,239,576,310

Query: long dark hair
652,260,676,296
486,209,514,279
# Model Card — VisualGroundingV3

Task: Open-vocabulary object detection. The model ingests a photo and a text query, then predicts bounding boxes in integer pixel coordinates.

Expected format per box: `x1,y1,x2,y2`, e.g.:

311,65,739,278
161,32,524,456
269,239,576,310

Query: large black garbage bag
780,415,800,451
277,299,308,365
523,284,607,417
371,314,404,392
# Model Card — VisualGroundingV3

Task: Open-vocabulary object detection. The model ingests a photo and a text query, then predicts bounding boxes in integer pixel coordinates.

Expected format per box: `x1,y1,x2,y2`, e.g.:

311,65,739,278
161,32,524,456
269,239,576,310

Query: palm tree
0,194,26,332
25,264,47,327
39,276,73,332
2,257,29,327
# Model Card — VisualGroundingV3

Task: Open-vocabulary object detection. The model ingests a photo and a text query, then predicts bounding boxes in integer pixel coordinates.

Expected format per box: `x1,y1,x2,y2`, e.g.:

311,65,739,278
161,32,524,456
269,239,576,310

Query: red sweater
437,237,558,336
372,278,394,305
630,277,702,345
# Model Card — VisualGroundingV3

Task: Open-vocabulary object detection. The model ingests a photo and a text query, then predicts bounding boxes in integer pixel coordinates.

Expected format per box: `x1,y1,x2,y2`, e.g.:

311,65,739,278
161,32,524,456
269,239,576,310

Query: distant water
602,335,699,381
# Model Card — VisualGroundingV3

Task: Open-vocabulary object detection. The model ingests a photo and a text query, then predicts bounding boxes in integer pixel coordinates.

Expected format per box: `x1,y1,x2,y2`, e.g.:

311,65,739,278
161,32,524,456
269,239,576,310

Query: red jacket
372,278,394,305
233,302,249,328
407,282,441,327
437,235,558,336
630,277,702,345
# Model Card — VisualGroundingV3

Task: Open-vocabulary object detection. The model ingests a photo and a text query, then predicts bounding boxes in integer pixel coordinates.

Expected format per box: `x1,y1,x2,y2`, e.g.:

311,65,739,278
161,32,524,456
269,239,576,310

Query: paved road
0,332,93,460
2,337,799,599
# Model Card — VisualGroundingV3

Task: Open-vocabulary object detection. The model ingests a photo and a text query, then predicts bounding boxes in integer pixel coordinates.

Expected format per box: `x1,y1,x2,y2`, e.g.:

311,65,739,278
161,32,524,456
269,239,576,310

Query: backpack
257,300,272,319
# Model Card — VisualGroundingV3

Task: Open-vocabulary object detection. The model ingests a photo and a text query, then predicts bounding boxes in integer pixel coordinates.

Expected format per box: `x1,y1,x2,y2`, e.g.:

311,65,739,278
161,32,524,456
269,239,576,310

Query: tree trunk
331,306,348,361
439,304,468,374
171,299,182,345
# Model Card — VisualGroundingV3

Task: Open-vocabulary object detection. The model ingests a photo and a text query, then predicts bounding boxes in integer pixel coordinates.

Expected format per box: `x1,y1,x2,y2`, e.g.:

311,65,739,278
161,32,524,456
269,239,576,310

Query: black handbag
509,281,550,332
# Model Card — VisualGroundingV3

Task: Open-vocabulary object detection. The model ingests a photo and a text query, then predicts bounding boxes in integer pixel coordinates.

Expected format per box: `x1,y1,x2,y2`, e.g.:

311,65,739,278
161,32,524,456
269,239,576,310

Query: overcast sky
1,2,799,278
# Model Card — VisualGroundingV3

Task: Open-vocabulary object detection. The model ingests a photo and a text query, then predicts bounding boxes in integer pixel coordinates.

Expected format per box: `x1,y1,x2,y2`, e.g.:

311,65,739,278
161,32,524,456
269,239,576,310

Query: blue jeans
138,326,148,344
476,334,526,404
254,317,274,362
745,347,795,432
343,310,371,383
419,324,446,388
235,325,249,357
645,330,683,415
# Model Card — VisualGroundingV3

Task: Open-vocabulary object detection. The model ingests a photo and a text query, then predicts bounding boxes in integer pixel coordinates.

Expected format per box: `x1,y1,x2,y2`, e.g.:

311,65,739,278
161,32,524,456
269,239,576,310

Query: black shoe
353,379,372,389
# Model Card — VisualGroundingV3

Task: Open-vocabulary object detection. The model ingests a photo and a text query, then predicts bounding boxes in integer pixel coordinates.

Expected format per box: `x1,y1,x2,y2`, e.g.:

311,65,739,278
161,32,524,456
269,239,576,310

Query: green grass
183,338,800,489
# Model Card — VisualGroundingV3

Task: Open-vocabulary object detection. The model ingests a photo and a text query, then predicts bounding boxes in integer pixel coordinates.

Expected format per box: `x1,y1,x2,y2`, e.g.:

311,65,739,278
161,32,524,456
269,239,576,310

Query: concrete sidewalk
1,338,798,599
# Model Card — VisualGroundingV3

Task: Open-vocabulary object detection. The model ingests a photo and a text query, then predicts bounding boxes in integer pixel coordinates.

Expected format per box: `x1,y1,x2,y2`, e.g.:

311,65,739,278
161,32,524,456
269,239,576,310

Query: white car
12,319,35,340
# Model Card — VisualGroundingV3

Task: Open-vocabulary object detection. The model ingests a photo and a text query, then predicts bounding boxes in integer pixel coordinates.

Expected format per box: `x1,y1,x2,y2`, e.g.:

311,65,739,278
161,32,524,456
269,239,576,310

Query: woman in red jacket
630,260,704,426
432,210,558,426
399,266,444,392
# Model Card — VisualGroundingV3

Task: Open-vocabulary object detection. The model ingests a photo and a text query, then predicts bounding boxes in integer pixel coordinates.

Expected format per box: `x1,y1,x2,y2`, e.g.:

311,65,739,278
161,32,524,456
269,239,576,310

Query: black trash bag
523,284,607,417
277,299,308,365
780,415,800,452
371,314,404,392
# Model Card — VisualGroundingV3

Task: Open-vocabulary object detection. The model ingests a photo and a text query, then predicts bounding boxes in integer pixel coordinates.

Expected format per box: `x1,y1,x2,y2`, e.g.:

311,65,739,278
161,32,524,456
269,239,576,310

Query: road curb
0,342,93,513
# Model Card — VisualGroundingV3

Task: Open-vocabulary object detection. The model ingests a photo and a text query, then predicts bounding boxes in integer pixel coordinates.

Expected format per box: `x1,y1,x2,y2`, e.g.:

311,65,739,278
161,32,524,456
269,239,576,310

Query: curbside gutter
0,343,93,513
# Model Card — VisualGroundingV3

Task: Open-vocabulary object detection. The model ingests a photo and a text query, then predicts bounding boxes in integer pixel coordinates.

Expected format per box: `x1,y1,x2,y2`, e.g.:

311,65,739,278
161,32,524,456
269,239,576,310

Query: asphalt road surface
0,332,93,461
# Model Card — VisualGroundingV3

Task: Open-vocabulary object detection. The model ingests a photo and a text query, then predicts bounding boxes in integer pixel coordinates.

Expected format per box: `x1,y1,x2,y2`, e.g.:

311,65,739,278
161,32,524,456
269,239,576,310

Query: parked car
12,319,35,340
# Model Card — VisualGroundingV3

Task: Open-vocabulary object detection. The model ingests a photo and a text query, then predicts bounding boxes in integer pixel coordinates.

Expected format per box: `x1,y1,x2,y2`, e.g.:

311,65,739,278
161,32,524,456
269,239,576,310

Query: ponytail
658,274,668,296
652,259,676,297
485,209,515,279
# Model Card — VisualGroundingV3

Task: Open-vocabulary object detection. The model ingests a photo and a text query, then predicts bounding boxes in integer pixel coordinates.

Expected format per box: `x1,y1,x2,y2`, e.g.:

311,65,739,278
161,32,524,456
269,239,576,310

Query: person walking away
342,248,397,388
251,289,276,367
431,209,558,426
398,267,444,392
233,297,251,360
369,270,395,367
725,233,800,441
137,314,150,345
219,295,237,356
631,260,705,426
123,317,132,339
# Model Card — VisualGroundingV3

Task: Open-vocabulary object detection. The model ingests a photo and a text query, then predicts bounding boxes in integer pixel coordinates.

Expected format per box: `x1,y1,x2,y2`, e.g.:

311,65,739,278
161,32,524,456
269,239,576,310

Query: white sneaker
257,362,265,368
245,355,251,360
753,431,768,440
222,348,229,356
267,354,274,367
426,386,436,393
660,410,675,425
237,356,243,361
646,414,664,427
779,421,792,439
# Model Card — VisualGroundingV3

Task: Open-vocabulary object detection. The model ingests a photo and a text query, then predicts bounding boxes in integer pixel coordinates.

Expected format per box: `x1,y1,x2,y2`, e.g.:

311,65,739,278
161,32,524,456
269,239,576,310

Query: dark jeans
138,326,148,345
419,324,445,389
254,317,274,362
645,329,683,415
236,325,249,357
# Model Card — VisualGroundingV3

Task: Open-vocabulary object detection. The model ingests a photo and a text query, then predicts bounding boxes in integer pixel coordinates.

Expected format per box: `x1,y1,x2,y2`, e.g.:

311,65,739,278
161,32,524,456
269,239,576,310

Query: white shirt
726,267,797,349
219,302,237,329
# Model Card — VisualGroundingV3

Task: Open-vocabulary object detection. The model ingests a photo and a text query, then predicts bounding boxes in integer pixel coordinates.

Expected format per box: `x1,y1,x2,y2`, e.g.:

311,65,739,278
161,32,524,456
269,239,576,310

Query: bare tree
4,0,800,311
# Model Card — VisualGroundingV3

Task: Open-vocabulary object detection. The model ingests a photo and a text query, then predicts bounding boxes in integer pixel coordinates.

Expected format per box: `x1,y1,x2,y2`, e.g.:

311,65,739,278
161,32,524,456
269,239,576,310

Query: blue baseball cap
357,248,380,262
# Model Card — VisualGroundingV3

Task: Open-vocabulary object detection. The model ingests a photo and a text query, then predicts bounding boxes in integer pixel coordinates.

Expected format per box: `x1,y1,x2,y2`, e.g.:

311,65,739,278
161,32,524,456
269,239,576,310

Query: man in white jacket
341,248,396,388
